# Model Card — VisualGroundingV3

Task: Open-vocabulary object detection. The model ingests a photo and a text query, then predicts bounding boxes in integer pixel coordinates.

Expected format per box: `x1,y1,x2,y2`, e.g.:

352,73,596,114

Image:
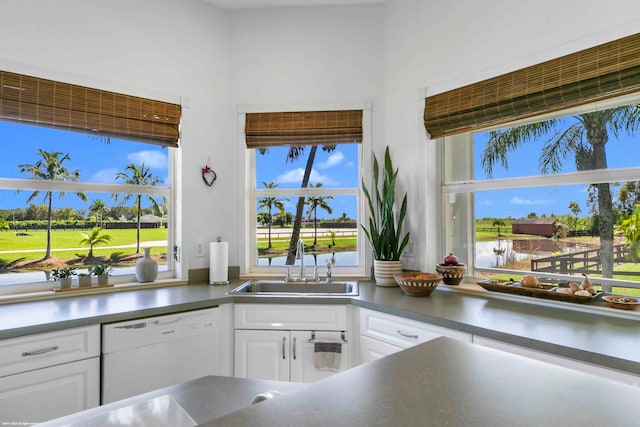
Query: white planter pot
97,274,109,286
58,277,72,289
373,260,403,287
78,275,92,287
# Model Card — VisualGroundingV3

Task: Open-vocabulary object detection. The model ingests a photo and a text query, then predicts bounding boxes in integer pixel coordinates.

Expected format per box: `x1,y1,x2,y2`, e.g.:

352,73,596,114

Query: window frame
0,64,181,297
441,92,640,291
239,102,372,278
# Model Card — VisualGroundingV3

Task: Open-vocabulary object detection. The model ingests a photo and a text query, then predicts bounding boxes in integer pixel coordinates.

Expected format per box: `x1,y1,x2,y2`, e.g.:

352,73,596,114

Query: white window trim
238,101,373,277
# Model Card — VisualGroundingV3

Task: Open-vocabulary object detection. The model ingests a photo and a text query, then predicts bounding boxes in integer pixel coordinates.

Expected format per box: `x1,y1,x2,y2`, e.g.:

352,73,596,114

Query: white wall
0,0,232,277
228,5,384,270
2,0,640,278
383,0,640,271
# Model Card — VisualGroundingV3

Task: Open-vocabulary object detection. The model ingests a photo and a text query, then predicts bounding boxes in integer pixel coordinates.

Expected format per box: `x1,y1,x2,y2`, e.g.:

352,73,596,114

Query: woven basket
435,263,466,285
394,272,442,297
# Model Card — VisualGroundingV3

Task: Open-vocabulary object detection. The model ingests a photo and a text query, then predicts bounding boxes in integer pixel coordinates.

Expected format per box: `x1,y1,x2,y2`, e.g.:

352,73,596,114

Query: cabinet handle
282,337,286,360
22,345,59,357
396,330,419,339
293,337,297,360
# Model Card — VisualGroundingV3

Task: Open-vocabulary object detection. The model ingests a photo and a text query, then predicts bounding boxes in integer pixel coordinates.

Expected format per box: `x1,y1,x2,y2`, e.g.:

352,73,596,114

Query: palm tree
492,218,506,237
89,199,108,227
114,163,163,254
259,146,337,264
18,149,86,259
79,227,112,257
481,106,640,291
257,182,289,249
304,183,334,245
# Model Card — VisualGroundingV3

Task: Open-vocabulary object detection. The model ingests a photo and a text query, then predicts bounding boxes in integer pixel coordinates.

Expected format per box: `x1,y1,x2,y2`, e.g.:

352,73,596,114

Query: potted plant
77,273,92,287
361,146,410,286
91,263,112,285
51,267,76,289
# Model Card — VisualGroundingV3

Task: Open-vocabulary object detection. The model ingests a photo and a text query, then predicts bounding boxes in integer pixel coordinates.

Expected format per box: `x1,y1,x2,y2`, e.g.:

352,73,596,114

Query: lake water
476,239,590,268
258,251,357,267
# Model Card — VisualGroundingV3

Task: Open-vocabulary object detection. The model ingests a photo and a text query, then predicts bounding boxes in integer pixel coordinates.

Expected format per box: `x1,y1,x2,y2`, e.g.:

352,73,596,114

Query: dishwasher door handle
152,317,182,325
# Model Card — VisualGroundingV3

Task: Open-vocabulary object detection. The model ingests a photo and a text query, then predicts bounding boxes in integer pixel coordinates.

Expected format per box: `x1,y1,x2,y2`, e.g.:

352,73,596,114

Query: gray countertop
200,337,640,427
1,280,639,375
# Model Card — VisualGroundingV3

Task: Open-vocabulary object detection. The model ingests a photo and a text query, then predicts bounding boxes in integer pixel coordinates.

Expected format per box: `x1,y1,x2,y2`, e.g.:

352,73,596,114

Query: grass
0,228,167,267
258,235,357,253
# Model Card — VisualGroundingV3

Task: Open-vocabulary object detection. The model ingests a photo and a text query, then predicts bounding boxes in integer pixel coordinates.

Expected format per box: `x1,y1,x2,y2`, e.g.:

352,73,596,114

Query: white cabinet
234,304,350,383
0,325,100,423
473,336,640,388
358,308,472,364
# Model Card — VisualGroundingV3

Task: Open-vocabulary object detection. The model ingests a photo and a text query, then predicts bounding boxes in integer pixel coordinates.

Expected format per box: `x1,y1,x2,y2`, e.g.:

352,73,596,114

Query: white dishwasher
102,307,221,404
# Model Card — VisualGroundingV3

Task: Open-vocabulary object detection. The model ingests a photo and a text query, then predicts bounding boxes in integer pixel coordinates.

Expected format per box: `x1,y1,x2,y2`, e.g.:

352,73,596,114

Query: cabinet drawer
0,325,100,377
235,304,347,330
359,308,471,349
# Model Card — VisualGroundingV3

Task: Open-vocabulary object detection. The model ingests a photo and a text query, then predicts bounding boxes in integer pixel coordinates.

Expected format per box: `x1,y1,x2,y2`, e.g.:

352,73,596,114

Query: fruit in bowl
435,253,466,285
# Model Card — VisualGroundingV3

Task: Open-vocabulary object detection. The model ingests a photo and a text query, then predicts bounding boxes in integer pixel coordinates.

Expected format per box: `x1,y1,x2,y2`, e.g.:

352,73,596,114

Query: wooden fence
530,244,636,275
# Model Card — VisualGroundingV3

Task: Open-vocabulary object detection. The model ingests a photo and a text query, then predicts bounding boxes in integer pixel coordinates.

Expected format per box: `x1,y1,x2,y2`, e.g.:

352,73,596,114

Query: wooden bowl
435,263,466,285
394,272,442,297
602,295,640,310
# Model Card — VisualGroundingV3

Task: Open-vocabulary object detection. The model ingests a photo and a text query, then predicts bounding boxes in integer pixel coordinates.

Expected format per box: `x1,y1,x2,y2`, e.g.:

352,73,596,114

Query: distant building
511,218,557,237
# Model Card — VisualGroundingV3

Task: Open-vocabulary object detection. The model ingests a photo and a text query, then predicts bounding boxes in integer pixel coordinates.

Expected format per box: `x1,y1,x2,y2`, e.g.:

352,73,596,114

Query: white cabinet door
0,357,99,424
359,335,403,364
234,330,289,382
290,331,348,383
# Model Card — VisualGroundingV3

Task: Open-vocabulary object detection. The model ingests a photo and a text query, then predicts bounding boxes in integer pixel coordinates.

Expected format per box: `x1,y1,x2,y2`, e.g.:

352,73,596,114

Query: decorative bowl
602,295,640,310
394,272,442,297
435,263,466,285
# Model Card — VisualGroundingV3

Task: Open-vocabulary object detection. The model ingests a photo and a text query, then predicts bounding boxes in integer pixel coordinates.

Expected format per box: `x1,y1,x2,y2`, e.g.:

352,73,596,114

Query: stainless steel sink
227,280,358,296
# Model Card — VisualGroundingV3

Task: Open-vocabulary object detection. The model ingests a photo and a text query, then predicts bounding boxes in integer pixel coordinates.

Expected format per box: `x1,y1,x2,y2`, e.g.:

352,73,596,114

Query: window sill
0,279,188,305
443,278,640,321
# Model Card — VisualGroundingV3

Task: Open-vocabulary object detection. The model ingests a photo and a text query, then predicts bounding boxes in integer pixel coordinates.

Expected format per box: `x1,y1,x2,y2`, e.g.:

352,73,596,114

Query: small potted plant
91,263,112,285
51,267,76,289
77,273,92,287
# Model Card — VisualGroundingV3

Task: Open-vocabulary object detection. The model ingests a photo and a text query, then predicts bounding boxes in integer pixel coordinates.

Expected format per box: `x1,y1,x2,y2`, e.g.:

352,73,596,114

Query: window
442,94,640,295
244,109,367,277
0,70,179,296
430,32,640,296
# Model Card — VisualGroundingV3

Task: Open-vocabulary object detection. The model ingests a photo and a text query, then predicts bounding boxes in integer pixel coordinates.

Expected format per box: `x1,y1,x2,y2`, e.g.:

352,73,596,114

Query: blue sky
472,121,640,219
0,121,168,211
256,144,359,220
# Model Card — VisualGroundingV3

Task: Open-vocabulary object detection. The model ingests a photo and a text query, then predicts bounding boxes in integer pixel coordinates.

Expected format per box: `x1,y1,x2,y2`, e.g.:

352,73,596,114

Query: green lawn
258,235,356,252
0,228,167,264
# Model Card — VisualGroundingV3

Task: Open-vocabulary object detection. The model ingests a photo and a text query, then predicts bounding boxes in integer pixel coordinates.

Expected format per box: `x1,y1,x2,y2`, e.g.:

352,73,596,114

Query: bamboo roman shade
424,32,640,138
245,110,363,148
0,71,181,147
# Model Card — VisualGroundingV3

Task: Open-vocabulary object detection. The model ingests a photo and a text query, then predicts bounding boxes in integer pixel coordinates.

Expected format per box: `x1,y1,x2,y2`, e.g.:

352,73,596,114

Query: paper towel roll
209,241,229,285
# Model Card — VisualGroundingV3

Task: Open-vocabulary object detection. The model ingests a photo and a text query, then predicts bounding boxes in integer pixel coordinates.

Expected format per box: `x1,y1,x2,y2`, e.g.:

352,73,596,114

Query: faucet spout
296,239,305,280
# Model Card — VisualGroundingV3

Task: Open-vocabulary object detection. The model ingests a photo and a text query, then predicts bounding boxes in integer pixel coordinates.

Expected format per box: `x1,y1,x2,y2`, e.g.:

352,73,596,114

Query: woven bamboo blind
424,32,640,138
245,110,363,148
0,71,181,147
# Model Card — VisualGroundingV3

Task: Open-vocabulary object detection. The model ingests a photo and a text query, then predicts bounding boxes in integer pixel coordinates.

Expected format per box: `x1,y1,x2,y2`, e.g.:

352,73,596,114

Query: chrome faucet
296,239,305,280
326,261,332,283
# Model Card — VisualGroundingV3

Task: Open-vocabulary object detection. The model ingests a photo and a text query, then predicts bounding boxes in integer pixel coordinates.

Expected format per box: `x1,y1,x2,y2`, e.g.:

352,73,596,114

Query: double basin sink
228,280,358,297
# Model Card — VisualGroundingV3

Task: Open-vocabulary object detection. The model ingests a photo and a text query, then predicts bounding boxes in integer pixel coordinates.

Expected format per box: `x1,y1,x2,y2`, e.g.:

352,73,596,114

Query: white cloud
126,150,167,169
477,200,493,206
276,168,339,186
317,151,344,169
509,197,554,205
92,168,119,183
